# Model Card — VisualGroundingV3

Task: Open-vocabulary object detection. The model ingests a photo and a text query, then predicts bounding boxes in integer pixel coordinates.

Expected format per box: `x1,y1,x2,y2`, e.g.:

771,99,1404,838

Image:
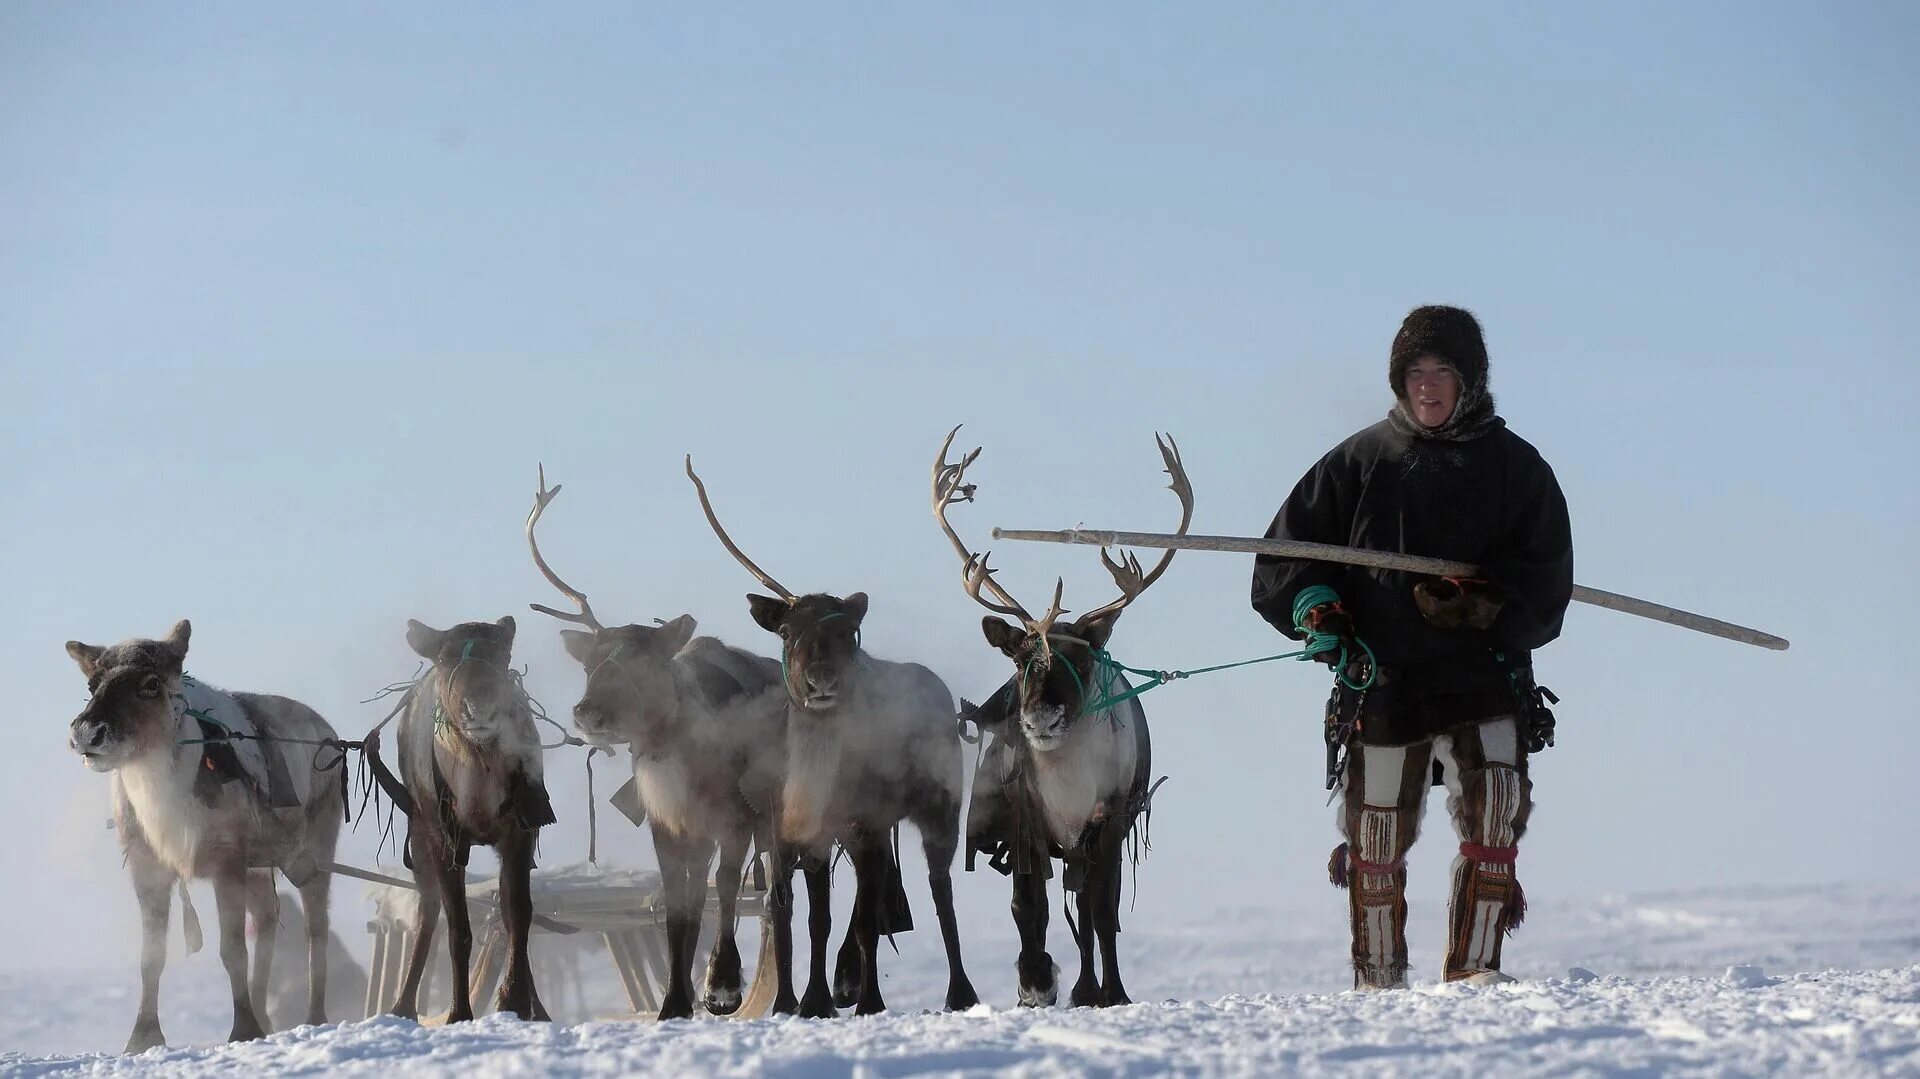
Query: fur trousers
1333,717,1533,988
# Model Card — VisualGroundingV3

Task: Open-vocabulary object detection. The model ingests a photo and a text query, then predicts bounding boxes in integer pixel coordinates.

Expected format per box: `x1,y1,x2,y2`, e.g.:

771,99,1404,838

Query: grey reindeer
65,619,345,1053
385,615,555,1023
525,467,789,1020
932,428,1188,1008
687,456,979,1017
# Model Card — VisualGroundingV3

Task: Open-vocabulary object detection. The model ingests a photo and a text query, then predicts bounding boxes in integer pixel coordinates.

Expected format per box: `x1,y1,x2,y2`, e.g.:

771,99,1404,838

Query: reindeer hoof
704,949,744,1016
854,989,887,1017
1070,976,1101,1008
703,984,744,1016
123,1022,166,1054
1017,958,1061,1008
656,994,696,1022
799,983,839,1019
1098,983,1132,1007
497,992,550,1022
945,979,980,1012
226,1016,266,1043
832,966,859,1009
771,991,800,1016
446,1002,475,1025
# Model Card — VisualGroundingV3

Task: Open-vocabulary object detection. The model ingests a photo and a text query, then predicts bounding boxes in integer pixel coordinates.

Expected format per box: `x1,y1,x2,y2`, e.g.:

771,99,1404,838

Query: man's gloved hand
1301,602,1358,666
1413,576,1505,630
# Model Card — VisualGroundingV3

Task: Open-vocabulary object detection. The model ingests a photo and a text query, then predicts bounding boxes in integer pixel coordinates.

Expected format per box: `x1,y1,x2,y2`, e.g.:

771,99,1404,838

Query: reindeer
385,615,554,1023
525,467,789,1020
64,619,344,1052
931,427,1190,1008
685,456,979,1017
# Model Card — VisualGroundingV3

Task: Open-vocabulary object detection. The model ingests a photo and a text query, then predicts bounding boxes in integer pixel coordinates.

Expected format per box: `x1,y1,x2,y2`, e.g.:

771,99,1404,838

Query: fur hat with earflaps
1386,304,1501,441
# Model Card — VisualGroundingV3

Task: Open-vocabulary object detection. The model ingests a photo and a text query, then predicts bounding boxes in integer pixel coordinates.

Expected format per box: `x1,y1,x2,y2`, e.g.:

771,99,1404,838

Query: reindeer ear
559,630,597,664
841,592,870,624
163,619,192,659
406,619,446,659
981,617,1027,658
1074,610,1121,651
655,614,697,655
66,641,105,680
746,594,790,635
494,615,517,647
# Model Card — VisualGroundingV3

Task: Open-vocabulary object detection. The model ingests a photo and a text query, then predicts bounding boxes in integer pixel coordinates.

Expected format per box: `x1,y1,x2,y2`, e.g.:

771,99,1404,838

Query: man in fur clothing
1250,305,1573,988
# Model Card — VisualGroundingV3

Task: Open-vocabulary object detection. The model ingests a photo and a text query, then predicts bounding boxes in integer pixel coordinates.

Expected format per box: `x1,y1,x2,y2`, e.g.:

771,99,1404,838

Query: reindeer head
933,426,1192,752
686,456,869,714
980,610,1127,750
524,466,714,752
559,619,698,752
405,616,523,748
66,620,193,771
748,591,867,711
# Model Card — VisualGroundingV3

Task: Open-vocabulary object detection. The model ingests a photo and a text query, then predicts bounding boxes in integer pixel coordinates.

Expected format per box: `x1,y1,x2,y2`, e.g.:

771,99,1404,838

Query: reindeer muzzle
68,710,120,769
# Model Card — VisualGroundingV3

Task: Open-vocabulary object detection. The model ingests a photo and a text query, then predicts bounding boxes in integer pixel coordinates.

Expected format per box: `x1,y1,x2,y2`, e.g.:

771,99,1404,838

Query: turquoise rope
171,675,241,746
433,638,480,730
588,640,627,682
1047,585,1374,716
1290,585,1377,691
1079,647,1318,715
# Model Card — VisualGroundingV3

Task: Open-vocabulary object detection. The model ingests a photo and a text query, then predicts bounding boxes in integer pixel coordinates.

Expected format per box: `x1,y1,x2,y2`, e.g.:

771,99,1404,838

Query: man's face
1404,356,1461,429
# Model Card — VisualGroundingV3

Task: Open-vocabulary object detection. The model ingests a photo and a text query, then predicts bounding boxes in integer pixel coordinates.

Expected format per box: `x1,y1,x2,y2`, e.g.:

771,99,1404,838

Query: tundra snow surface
3,881,1917,1076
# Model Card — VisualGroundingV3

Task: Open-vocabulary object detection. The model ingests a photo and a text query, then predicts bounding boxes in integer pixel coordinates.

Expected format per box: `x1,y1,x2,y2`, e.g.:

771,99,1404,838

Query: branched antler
1079,433,1194,624
933,425,1070,653
685,455,797,602
526,464,605,632
935,426,1039,622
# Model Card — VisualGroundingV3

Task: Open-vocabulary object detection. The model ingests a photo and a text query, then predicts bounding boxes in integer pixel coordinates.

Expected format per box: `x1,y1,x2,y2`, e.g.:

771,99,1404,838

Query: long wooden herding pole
990,527,1789,652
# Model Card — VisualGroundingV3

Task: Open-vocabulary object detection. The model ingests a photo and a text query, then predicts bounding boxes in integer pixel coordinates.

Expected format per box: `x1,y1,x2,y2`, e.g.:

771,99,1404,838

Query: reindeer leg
390,830,442,1020
213,866,267,1042
493,829,547,1021
767,833,800,1016
1012,866,1057,1008
850,833,888,1016
123,835,172,1054
1093,822,1131,1007
703,832,749,1015
758,818,800,1016
678,838,715,1007
296,779,342,1028
798,855,838,1019
437,847,476,1023
298,869,333,1027
912,795,978,1011
1068,854,1099,1007
245,870,280,1033
651,823,696,1021
832,860,864,1009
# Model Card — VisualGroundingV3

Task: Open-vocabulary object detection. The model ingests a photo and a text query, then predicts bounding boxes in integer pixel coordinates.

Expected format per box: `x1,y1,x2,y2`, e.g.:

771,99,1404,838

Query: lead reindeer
932,426,1190,1008
686,456,979,1017
385,615,555,1023
525,467,789,1020
64,620,344,1052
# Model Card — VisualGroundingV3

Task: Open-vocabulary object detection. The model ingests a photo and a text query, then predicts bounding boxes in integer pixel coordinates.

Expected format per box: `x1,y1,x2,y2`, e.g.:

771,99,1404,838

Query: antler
933,426,1070,646
1079,433,1195,624
526,464,605,632
685,455,797,602
934,426,1038,622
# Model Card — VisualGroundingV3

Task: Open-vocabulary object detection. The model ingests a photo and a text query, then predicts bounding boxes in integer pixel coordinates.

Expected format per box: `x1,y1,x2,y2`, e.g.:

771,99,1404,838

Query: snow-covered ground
6,881,1918,1076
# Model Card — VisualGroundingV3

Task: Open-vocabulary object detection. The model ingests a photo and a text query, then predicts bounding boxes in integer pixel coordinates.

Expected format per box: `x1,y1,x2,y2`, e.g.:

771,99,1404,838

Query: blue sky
2,3,1914,973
